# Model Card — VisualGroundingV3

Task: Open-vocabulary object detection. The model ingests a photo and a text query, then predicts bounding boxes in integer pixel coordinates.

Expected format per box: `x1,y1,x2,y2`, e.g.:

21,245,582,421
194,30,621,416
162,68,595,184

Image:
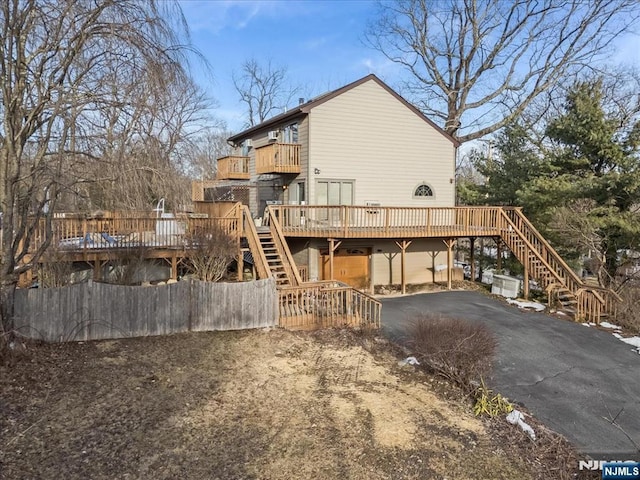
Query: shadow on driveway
381,290,640,459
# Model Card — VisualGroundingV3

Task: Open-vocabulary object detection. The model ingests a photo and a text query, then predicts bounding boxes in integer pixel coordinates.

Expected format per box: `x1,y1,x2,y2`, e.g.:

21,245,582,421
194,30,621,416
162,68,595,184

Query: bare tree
366,0,639,142
0,0,195,343
233,58,300,127
183,124,233,180
185,228,237,282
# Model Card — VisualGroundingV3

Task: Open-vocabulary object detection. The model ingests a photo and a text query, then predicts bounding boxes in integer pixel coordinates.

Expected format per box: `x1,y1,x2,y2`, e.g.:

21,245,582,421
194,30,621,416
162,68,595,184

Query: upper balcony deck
255,143,301,174
216,156,250,180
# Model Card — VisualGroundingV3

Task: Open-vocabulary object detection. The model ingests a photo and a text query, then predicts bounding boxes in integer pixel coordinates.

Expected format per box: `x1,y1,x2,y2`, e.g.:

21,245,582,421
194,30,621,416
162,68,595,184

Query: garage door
320,248,370,290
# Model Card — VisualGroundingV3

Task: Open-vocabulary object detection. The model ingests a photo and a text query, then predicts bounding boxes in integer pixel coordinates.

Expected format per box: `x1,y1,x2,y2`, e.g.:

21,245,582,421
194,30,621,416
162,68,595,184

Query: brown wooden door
320,248,370,290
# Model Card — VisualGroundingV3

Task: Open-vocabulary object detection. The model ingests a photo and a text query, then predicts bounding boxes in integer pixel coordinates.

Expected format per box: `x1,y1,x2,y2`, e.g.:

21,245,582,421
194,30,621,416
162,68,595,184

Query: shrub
615,284,640,334
184,227,237,282
406,313,497,390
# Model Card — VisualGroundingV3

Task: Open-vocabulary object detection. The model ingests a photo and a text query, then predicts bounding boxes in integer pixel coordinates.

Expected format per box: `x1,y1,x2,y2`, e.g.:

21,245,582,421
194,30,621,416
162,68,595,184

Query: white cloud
179,0,310,35
358,57,401,77
612,31,640,66
180,1,265,35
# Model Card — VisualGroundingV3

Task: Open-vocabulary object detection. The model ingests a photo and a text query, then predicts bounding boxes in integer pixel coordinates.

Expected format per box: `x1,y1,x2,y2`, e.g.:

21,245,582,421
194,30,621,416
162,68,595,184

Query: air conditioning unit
268,130,279,141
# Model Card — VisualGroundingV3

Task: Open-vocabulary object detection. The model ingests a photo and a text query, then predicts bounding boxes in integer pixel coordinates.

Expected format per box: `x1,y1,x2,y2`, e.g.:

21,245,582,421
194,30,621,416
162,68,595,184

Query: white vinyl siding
307,80,455,207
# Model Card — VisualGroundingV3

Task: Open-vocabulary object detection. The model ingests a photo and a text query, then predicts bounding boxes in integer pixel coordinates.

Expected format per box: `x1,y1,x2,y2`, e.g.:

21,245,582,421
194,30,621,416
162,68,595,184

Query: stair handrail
278,280,381,329
330,280,382,305
223,202,243,219
498,209,570,289
267,206,302,286
241,205,270,280
317,280,382,327
503,207,585,290
502,208,622,321
505,208,622,302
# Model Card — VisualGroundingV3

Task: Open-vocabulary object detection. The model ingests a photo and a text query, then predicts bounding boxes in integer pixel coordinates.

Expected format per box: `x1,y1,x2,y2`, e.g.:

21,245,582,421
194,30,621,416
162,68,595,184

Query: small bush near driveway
406,313,497,391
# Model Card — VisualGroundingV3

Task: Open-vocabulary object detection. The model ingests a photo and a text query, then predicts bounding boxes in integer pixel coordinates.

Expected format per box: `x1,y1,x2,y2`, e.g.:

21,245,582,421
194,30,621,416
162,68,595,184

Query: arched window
413,183,434,198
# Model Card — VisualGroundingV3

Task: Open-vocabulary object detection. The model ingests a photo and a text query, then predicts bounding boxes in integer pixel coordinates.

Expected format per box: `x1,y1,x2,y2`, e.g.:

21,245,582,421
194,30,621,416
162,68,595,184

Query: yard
1,328,586,479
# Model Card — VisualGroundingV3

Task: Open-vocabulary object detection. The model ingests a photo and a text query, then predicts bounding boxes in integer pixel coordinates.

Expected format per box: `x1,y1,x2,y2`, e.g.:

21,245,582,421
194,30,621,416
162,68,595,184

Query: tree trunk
1,276,18,344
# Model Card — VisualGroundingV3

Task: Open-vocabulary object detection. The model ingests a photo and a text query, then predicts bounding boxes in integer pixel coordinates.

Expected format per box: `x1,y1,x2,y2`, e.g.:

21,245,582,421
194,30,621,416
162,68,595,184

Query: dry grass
0,328,533,480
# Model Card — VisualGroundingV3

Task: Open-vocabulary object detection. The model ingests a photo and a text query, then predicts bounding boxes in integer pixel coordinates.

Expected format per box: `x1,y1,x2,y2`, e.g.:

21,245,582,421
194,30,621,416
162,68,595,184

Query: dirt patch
2,328,538,479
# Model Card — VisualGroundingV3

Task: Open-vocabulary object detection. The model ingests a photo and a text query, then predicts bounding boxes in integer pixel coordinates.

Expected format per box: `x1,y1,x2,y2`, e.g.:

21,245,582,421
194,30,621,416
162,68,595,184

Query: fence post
188,278,193,332
87,280,93,341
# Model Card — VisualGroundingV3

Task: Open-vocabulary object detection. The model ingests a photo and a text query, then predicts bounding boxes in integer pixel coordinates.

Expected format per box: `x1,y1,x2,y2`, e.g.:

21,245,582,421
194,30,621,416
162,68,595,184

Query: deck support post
395,240,412,295
469,237,476,282
237,249,244,282
328,238,342,280
443,238,455,290
523,245,530,299
93,258,103,281
171,253,178,281
496,237,503,271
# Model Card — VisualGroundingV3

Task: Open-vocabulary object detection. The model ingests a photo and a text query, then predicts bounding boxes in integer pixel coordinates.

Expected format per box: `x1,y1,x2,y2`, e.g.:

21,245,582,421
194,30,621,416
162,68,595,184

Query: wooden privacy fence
14,278,277,342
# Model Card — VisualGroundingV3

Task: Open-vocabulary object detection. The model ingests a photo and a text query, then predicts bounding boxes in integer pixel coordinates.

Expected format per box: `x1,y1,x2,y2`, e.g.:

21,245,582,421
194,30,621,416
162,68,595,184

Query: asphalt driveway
381,291,640,460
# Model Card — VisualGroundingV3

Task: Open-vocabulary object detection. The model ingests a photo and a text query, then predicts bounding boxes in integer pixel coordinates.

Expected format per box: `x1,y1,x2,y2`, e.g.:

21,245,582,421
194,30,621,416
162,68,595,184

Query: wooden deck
216,156,250,180
255,143,301,174
268,205,503,238
17,204,620,324
37,216,240,255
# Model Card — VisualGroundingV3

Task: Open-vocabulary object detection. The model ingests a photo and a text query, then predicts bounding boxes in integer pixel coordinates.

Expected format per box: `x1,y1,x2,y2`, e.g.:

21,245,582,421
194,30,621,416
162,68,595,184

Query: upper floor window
414,183,434,198
241,140,251,156
282,123,299,143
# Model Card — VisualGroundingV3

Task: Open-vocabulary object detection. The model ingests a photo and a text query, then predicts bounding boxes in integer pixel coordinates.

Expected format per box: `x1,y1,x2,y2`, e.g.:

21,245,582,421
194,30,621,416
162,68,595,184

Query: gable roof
228,74,459,147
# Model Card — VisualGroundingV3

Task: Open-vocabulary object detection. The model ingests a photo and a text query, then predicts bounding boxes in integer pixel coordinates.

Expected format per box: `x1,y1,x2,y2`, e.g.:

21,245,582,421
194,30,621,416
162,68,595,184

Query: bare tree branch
365,0,639,142
232,58,300,127
0,0,200,339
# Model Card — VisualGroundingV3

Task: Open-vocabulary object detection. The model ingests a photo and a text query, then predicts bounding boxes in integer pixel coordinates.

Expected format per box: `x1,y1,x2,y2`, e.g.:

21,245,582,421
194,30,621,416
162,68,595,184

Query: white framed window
413,183,434,198
282,123,299,143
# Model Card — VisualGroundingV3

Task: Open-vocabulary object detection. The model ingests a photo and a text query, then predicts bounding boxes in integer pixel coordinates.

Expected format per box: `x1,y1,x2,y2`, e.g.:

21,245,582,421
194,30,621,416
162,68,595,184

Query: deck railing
255,143,301,174
278,281,381,330
241,205,271,279
297,265,309,283
268,205,503,238
269,211,302,286
33,215,241,252
501,208,584,294
216,156,250,180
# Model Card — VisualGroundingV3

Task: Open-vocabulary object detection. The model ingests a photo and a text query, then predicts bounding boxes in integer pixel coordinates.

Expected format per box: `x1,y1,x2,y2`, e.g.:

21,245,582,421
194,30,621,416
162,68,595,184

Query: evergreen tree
519,80,640,283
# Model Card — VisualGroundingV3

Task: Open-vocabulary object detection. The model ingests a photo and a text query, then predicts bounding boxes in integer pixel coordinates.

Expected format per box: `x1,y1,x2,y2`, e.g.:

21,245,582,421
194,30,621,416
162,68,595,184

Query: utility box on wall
491,274,521,298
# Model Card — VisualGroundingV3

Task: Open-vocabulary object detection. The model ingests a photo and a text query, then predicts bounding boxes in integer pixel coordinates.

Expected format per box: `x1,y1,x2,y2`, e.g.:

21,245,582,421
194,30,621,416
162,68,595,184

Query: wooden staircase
241,206,380,329
241,205,301,287
499,208,620,322
257,227,293,287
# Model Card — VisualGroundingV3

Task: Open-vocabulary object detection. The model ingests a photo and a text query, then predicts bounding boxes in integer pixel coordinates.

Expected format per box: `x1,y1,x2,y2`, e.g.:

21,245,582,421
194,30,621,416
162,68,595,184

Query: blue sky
180,0,397,131
180,0,640,134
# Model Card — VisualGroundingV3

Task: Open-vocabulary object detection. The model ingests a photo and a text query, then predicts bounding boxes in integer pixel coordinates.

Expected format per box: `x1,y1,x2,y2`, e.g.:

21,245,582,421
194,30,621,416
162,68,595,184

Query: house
205,74,460,291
